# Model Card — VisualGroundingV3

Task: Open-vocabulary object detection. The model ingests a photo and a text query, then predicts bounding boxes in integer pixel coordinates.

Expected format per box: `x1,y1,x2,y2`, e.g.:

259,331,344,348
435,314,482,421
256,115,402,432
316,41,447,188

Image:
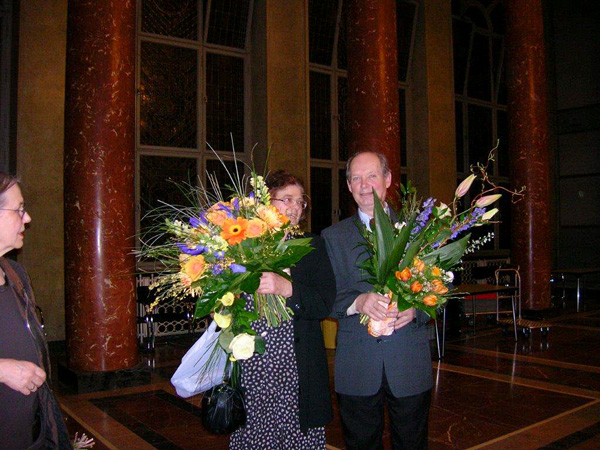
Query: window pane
338,76,349,162
141,0,198,40
452,18,472,94
206,53,245,152
206,0,250,49
337,0,347,70
491,36,504,102
467,104,492,167
140,42,197,148
139,155,197,244
467,32,492,101
309,0,338,66
399,88,407,167
311,167,332,233
397,0,416,82
339,168,353,221
497,110,509,177
310,71,332,160
490,2,506,35
465,5,489,29
455,101,464,172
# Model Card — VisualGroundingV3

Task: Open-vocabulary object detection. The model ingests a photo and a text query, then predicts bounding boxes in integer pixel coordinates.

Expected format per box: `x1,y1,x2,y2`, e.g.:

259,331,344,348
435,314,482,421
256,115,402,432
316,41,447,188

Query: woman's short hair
265,170,305,193
0,172,20,207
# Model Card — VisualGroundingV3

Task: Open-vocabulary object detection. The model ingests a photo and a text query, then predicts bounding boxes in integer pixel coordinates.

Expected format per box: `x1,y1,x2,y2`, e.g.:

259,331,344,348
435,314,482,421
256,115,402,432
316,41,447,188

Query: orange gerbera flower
220,217,249,245
246,218,267,238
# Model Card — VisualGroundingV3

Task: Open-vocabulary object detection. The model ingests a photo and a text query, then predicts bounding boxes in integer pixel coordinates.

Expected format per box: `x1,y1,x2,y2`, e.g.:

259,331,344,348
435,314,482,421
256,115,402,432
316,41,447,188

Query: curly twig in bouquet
138,151,314,397
358,146,525,337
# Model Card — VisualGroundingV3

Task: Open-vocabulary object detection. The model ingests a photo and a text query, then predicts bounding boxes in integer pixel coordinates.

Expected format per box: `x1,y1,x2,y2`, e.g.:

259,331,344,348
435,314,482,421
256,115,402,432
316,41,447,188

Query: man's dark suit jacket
322,215,433,397
287,233,336,431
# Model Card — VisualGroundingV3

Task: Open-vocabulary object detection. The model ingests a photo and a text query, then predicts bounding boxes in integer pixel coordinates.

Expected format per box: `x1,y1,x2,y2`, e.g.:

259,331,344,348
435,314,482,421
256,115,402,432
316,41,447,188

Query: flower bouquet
139,159,314,388
358,151,524,337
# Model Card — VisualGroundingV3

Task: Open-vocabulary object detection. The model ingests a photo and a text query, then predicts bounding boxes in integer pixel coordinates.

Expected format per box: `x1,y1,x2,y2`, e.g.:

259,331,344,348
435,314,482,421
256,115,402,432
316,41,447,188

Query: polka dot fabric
229,297,325,449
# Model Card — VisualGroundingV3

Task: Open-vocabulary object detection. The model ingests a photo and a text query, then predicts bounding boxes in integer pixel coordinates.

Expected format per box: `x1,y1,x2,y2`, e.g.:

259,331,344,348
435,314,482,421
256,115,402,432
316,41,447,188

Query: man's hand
355,292,391,321
256,272,293,298
389,306,416,330
0,359,46,396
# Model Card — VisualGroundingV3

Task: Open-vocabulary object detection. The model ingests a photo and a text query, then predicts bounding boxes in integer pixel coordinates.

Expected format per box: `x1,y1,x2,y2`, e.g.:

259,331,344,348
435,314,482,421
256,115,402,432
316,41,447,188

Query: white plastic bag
171,320,227,398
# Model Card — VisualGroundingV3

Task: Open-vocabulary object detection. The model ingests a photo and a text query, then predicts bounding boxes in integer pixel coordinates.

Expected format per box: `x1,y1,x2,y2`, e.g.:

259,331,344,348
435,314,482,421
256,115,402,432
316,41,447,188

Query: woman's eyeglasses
0,207,27,219
271,198,308,209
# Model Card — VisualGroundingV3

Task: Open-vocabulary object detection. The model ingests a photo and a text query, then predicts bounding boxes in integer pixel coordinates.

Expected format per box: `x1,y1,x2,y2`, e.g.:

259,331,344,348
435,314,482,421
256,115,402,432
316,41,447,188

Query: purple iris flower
229,264,247,273
218,202,234,218
249,192,255,200
215,251,226,260
212,264,224,275
450,207,487,239
189,212,208,228
412,198,436,235
177,243,207,255
232,197,240,211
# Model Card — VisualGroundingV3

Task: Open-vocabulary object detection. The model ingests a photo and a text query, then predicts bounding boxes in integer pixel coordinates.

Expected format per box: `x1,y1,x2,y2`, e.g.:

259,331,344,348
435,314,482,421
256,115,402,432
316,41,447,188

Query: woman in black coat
229,170,335,449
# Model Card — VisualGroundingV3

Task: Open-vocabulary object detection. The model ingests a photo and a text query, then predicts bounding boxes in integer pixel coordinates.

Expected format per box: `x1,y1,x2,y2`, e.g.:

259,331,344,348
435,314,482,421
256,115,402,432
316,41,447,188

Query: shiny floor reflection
55,296,600,449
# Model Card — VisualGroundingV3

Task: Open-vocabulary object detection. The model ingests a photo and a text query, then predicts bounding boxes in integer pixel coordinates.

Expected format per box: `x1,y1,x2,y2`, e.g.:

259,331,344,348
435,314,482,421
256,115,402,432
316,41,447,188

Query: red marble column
64,0,138,371
505,0,552,310
346,0,401,190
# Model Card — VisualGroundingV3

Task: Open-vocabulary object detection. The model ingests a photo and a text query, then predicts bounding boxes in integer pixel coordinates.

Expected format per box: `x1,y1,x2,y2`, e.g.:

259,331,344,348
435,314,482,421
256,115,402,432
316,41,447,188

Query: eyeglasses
271,197,308,209
0,207,27,219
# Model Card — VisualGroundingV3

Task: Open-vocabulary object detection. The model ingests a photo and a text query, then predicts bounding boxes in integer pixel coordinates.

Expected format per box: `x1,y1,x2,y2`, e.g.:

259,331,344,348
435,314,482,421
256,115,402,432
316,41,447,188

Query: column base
58,362,151,394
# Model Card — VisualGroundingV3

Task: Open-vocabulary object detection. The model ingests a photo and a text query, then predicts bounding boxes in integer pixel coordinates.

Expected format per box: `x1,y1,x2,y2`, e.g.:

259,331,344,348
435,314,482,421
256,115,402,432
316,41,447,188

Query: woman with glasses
0,172,72,448
230,170,336,450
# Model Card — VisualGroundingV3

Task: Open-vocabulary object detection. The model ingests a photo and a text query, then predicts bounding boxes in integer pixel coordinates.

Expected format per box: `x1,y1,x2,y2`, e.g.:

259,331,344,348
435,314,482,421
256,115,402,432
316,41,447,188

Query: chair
461,265,519,338
463,265,497,335
494,268,520,341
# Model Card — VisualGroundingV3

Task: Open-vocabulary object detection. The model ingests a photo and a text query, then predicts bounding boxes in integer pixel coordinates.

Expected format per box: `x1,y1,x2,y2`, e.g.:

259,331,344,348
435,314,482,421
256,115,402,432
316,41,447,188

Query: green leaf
372,190,395,285
398,232,425,270
254,336,266,354
240,272,261,293
422,233,470,269
218,330,234,351
194,299,215,319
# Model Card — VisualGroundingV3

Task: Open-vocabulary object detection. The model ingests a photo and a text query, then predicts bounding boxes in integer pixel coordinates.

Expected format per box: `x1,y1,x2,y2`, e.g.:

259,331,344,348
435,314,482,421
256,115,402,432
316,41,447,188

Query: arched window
136,0,252,250
453,0,510,253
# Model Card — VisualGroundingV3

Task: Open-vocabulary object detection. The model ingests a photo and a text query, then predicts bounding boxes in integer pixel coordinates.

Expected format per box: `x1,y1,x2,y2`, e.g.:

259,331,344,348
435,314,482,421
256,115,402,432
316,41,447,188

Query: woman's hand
0,358,46,395
256,272,293,298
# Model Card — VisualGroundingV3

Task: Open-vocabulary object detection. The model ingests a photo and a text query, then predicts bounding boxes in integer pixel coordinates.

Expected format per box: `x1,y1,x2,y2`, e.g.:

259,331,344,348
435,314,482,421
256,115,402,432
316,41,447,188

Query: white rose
444,271,455,283
229,333,256,360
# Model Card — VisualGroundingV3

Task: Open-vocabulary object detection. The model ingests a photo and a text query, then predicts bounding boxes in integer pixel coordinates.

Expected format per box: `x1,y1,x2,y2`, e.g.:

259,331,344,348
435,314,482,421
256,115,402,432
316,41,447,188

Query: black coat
287,234,336,432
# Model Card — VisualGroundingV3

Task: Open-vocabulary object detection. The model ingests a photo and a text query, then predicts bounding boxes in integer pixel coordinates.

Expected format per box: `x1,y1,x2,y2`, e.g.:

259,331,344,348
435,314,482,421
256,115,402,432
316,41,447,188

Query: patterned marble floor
54,295,600,450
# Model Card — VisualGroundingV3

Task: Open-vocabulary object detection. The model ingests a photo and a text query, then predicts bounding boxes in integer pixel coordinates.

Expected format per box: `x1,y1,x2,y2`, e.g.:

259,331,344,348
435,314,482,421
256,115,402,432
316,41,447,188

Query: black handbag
201,383,246,434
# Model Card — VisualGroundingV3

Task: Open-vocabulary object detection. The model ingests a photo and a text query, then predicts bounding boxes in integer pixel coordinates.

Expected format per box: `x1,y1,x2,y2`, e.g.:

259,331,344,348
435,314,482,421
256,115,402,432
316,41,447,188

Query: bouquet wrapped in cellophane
359,150,524,337
139,158,314,387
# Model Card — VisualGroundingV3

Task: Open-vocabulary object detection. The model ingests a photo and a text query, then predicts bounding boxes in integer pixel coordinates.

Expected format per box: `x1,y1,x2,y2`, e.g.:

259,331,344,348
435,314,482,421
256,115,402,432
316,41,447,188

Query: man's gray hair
345,151,390,181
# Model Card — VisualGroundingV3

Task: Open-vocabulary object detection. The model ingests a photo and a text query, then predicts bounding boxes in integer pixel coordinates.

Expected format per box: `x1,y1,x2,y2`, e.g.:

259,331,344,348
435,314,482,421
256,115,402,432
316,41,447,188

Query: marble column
346,0,401,190
64,0,138,371
505,0,551,310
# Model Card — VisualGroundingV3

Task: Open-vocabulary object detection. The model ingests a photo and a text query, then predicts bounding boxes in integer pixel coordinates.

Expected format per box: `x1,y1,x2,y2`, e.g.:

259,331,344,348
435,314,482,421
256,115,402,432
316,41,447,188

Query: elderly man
322,151,432,450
